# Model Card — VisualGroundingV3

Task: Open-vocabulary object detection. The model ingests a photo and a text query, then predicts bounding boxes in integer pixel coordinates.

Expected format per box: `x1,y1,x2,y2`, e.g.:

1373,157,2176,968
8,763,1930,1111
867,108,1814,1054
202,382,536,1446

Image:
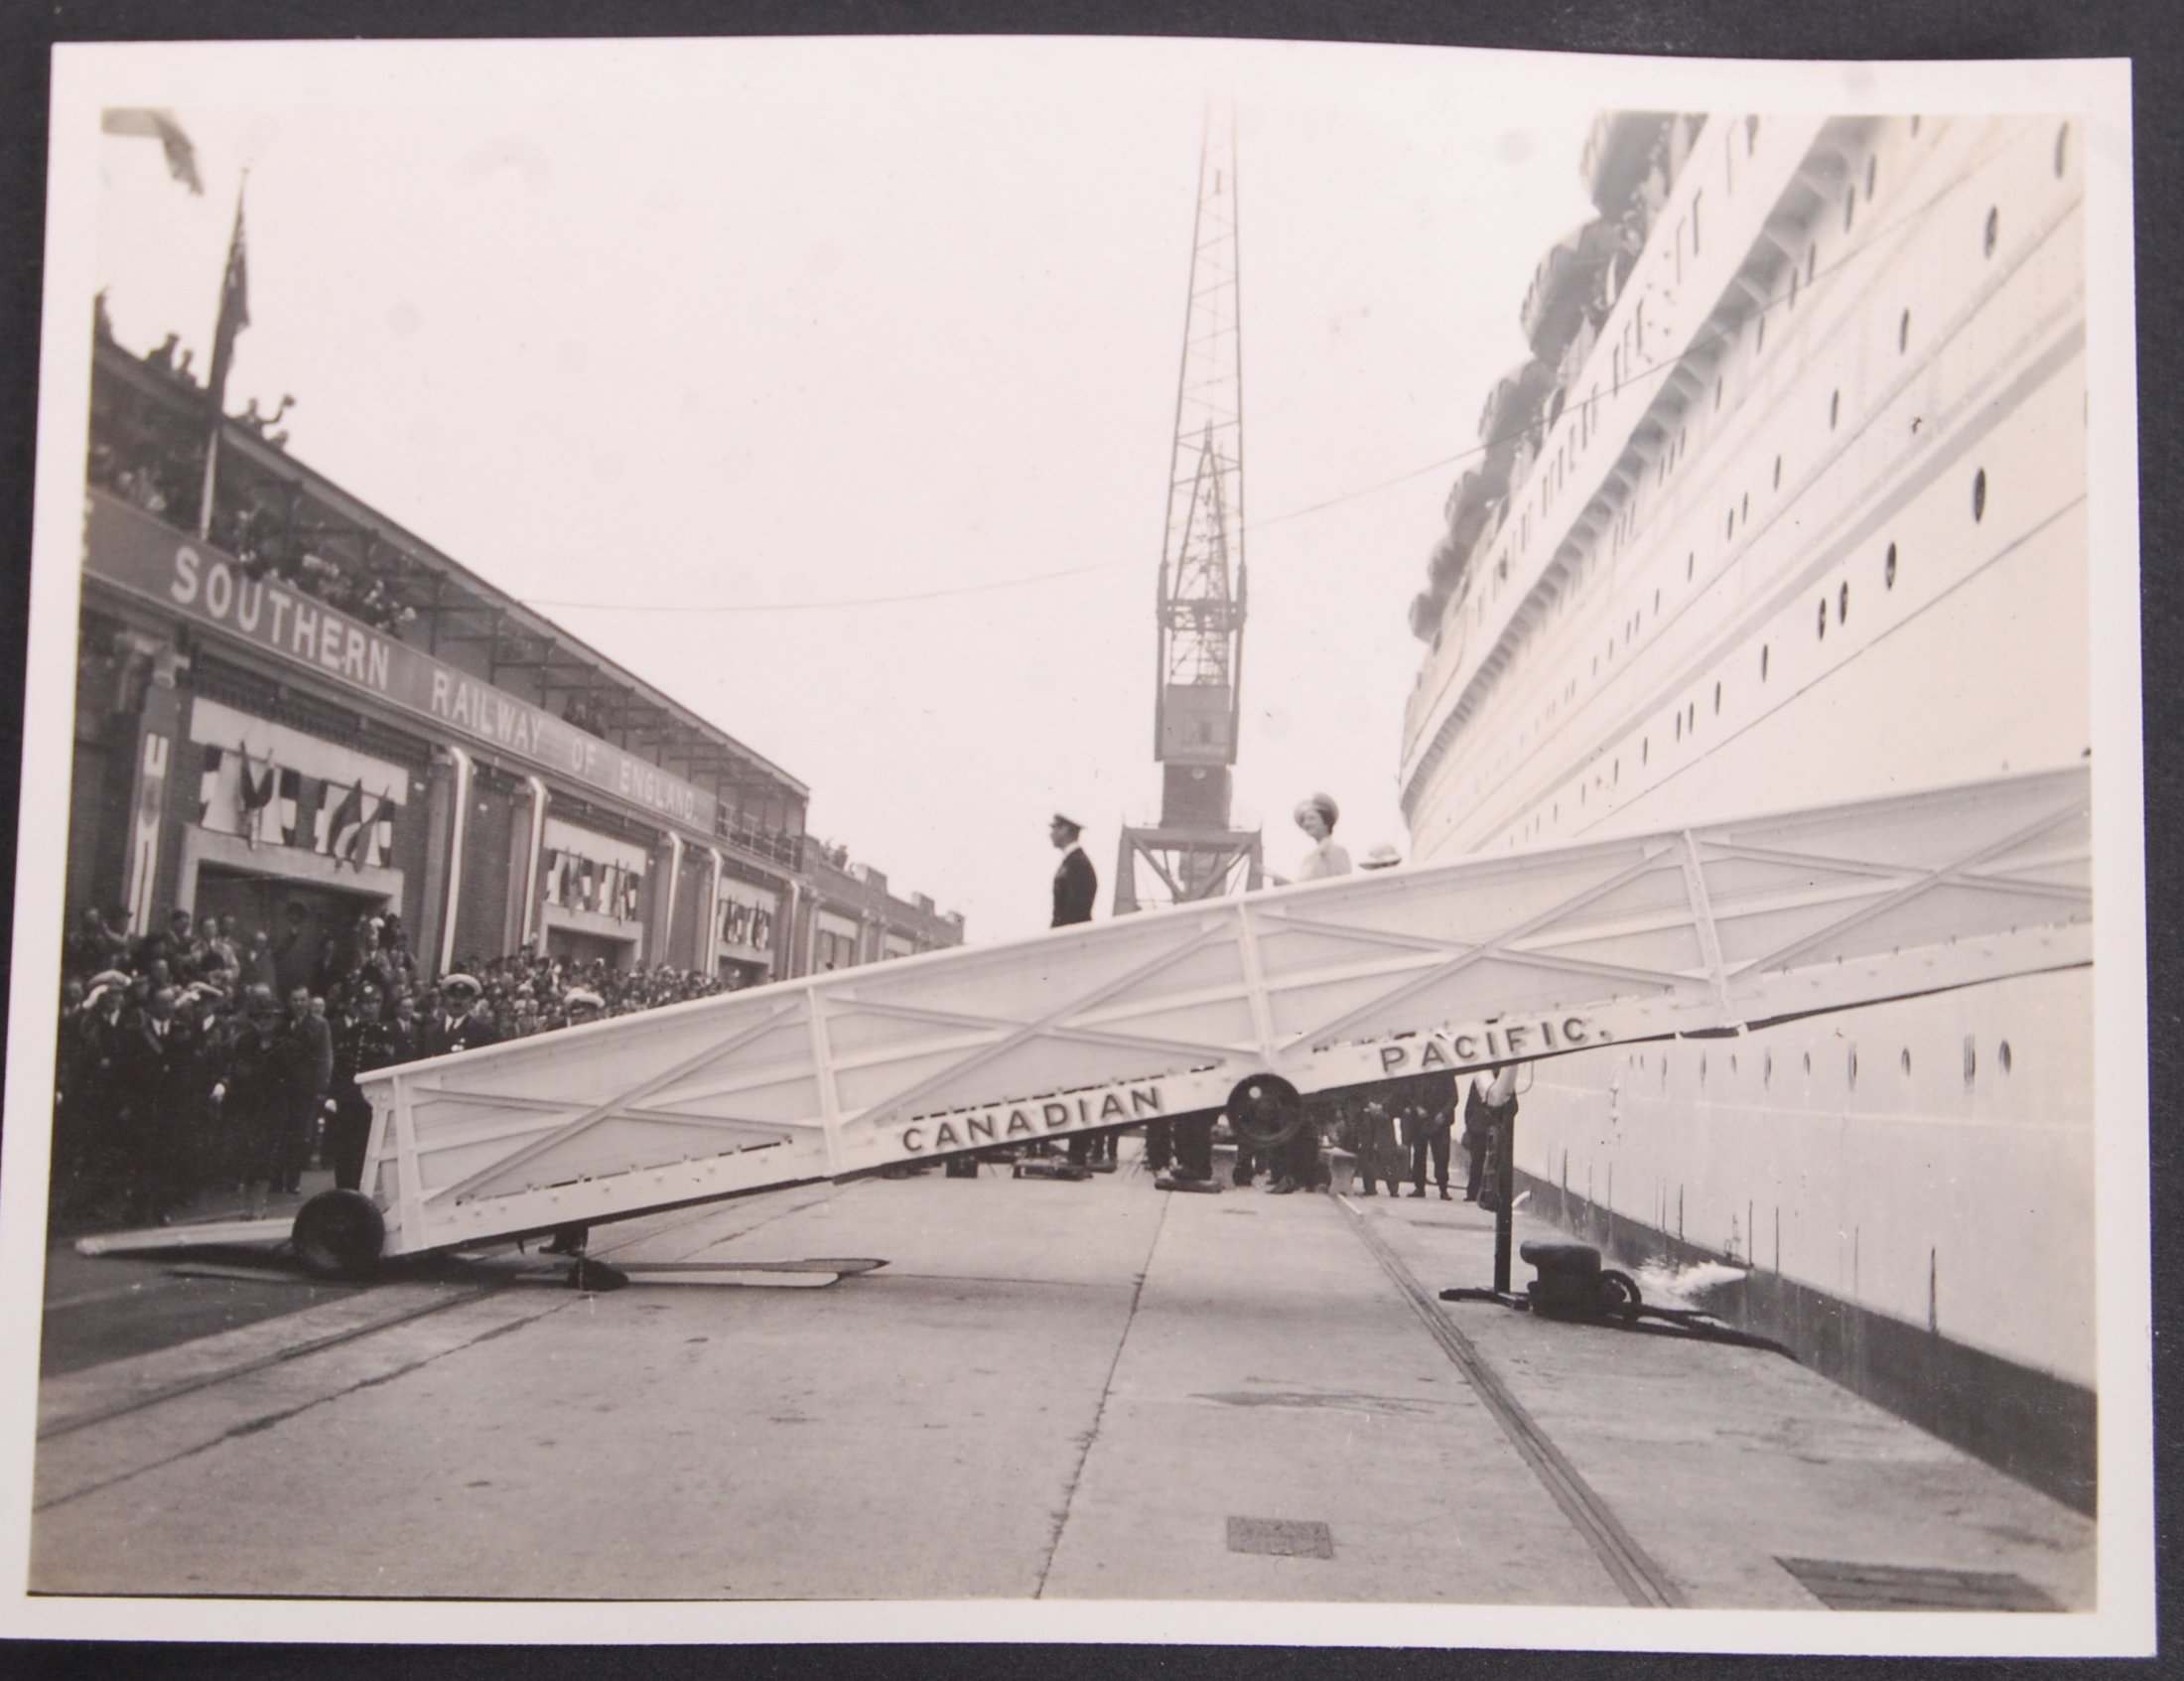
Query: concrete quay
30,1147,2094,1611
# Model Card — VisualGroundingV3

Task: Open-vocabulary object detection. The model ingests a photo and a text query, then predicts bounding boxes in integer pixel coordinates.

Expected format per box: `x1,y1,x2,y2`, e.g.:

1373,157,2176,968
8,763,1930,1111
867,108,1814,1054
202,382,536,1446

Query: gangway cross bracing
348,764,2093,1262
79,766,2093,1276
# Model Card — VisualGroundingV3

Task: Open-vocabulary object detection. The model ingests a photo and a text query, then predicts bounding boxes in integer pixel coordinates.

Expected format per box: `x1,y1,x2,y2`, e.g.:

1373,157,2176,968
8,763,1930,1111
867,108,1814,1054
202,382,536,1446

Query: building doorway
194,867,388,999
545,924,635,974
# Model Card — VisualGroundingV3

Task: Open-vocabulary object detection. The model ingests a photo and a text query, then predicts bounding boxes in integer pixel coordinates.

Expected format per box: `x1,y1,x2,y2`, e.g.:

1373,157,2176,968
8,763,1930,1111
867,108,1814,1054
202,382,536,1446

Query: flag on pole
100,108,203,194
343,790,384,870
327,780,366,864
275,768,302,847
206,183,250,413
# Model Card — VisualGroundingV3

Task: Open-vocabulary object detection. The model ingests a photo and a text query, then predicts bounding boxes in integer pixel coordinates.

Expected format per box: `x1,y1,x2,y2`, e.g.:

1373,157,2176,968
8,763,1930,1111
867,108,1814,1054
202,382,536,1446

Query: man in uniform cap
1046,813,1106,1172
421,972,499,1059
1049,813,1097,928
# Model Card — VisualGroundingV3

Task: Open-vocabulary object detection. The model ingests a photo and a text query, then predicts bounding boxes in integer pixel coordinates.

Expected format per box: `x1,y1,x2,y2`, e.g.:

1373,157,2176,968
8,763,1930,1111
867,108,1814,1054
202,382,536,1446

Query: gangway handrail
262,764,2092,1273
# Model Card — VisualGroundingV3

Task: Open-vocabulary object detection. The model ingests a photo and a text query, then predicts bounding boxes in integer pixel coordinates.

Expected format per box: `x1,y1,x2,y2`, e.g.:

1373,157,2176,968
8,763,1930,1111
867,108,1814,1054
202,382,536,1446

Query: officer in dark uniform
420,973,500,1058
1048,813,1105,1170
324,983,377,1191
1049,813,1097,927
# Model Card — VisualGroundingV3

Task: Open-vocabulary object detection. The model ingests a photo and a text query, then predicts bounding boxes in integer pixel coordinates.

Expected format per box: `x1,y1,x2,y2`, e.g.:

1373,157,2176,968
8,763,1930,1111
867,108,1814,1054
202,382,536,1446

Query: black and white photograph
0,32,2153,1654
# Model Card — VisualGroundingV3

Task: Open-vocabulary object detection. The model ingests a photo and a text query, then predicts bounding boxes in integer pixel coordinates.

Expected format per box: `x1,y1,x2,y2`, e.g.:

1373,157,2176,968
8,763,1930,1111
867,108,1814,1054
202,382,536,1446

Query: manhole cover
1227,1517,1334,1559
1777,1557,2062,1611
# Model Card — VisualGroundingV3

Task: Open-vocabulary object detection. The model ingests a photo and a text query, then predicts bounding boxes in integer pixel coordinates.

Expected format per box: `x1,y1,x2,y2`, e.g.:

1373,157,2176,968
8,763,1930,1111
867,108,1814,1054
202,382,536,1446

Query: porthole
1760,643,1770,680
1900,1049,1912,1076
1688,701,1696,730
1983,207,1999,258
1789,268,1799,311
1728,1053,1738,1076
1756,315,1766,352
1745,115,1760,152
1714,376,1724,411
1642,737,1649,764
1687,552,1695,581
1999,1040,2013,1074
1726,508,1735,540
1773,455,1783,490
1613,758,1619,783
2054,122,2069,178
1807,244,1818,284
1712,680,1722,714
1972,468,1987,522
1762,1051,1773,1086
1864,155,1878,201
1700,1054,1707,1085
1741,492,1749,524
1844,192,1855,232
1801,1051,1812,1076
1675,713,1683,741
1963,1036,1978,1088
1653,588,1661,613
1884,541,1898,588
1839,582,1849,625
1847,1047,1858,1089
1817,599,1828,639
1830,389,1840,429
1898,309,1911,352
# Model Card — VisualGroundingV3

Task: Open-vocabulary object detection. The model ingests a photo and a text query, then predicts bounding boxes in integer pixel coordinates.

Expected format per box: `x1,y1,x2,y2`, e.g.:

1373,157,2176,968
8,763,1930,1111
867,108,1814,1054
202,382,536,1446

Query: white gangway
79,765,2095,1277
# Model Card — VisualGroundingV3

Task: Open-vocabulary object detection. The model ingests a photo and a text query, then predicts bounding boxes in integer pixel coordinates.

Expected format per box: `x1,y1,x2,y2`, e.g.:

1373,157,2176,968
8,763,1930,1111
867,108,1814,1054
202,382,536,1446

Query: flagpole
200,170,249,540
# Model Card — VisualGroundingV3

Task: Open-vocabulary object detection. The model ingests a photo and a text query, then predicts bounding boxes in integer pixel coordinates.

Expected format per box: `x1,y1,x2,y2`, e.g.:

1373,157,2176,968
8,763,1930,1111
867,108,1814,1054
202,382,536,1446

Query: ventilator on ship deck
77,765,2094,1284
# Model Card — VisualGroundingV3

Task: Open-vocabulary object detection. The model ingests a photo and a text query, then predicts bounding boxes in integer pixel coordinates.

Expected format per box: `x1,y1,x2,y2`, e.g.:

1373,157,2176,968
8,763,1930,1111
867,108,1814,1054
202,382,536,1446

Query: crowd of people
88,313,418,635
52,902,746,1230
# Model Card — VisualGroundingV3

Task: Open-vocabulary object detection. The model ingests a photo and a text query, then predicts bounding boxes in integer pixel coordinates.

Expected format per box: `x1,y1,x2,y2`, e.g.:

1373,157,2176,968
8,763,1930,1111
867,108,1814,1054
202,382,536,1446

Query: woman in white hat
1291,792,1352,883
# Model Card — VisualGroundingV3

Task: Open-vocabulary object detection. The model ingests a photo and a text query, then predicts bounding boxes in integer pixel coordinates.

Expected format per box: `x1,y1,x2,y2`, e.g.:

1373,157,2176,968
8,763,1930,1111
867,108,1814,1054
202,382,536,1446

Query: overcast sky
78,38,1605,944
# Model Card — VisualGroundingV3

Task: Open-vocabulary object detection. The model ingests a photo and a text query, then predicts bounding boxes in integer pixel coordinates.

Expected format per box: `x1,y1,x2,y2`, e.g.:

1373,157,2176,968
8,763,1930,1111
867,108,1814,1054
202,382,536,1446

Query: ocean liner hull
1398,112,2094,1509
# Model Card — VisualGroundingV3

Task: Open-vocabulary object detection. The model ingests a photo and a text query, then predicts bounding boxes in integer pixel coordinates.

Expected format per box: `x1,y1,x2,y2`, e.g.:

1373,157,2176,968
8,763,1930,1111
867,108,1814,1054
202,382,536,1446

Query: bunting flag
197,743,224,823
235,744,274,848
275,768,302,847
99,107,203,194
621,874,640,921
751,909,772,952
542,849,564,908
578,859,597,912
326,780,367,863
342,789,384,869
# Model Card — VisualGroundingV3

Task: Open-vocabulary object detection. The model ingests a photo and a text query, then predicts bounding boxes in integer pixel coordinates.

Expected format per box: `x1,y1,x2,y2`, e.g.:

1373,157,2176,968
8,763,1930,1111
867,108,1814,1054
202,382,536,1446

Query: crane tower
1113,107,1264,913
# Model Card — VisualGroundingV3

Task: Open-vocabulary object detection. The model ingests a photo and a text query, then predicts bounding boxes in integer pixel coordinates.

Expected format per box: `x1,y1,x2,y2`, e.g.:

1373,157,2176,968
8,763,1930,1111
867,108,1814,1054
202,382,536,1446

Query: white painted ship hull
1398,111,2095,1499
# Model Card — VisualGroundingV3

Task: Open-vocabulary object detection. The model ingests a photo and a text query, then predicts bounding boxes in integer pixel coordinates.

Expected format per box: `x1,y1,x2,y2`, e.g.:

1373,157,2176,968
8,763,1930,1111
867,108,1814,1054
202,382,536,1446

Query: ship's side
1398,113,2093,1510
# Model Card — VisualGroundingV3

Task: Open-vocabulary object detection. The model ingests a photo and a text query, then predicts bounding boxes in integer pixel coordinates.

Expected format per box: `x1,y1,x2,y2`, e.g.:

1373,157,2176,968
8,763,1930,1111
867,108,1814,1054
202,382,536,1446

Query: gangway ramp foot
1153,1173,1223,1194
513,1257,884,1291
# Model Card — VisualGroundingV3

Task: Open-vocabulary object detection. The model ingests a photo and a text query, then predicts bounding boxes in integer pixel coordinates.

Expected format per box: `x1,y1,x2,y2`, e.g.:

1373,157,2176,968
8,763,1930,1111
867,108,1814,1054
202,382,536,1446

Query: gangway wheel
1227,1074,1303,1149
292,1190,387,1279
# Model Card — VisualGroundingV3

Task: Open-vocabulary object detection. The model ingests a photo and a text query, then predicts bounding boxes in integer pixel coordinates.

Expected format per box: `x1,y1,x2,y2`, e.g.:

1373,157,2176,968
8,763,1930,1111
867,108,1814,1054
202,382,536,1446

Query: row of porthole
1645,1038,2019,1091
1481,124,2066,850
1524,455,1982,830
1484,129,1976,827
